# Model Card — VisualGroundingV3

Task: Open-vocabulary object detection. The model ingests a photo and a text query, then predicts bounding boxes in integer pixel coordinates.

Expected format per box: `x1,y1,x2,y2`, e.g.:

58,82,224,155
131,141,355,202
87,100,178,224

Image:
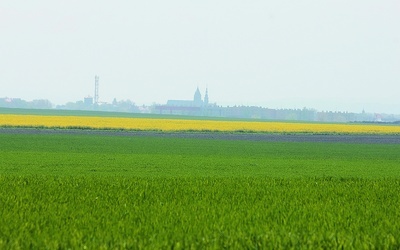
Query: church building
166,87,209,107
156,87,212,116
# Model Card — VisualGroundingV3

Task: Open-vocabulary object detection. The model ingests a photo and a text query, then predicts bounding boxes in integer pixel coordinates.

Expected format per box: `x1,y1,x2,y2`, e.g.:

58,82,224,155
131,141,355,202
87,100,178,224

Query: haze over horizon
1,1,399,114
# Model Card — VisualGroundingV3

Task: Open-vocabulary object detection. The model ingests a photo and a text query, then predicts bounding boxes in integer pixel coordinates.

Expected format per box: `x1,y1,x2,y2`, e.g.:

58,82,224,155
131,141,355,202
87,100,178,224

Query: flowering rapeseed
1,114,399,134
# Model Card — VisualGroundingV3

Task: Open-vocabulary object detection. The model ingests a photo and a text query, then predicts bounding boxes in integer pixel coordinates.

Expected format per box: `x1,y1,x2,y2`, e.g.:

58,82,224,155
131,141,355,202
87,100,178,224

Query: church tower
194,87,202,106
204,88,209,106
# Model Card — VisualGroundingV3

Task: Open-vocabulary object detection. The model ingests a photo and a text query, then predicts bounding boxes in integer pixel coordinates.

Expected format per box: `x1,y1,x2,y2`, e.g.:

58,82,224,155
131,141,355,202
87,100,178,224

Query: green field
1,132,400,248
0,107,327,124
0,107,225,120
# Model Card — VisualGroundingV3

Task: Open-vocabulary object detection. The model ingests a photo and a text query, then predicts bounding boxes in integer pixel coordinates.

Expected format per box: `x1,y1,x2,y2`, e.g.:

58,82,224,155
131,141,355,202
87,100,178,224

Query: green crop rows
1,133,400,248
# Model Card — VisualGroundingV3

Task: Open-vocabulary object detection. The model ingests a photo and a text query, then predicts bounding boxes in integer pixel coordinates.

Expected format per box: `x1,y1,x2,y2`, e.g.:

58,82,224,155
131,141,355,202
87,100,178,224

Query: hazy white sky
1,1,399,113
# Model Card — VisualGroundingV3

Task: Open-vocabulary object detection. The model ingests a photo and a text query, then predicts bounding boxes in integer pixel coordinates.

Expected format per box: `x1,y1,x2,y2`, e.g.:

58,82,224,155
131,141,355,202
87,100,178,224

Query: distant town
1,77,399,123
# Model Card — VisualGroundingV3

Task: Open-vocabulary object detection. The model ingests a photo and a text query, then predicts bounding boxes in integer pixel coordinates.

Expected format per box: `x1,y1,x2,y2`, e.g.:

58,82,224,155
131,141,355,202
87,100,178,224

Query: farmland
2,113,400,134
1,129,400,248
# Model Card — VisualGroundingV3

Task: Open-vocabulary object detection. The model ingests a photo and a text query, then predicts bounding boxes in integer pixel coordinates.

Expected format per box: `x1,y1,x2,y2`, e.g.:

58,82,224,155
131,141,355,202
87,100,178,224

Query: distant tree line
154,104,400,123
2,96,399,123
216,105,400,123
56,98,140,113
0,98,52,109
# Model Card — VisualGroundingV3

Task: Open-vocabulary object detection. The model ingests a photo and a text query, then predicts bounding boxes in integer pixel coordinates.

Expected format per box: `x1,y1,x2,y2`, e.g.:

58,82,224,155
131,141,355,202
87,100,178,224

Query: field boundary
1,127,400,144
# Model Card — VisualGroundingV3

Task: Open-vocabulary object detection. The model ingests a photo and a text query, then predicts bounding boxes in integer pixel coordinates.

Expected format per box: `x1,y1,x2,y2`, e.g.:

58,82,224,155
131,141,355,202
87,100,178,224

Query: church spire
204,88,209,105
194,87,202,106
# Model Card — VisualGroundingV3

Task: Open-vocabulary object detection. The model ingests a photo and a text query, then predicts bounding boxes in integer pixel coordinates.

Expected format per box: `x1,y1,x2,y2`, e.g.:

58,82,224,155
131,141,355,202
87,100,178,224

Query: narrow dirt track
1,128,400,144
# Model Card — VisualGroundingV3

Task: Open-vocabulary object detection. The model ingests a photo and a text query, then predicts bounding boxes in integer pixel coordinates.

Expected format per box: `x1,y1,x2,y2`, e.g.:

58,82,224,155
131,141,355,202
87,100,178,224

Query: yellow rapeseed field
1,114,400,134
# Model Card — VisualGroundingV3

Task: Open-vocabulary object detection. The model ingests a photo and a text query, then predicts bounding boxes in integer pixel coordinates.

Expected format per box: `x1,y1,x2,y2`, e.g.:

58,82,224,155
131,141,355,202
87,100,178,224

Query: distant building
84,96,94,105
166,87,209,107
156,87,213,115
204,88,209,106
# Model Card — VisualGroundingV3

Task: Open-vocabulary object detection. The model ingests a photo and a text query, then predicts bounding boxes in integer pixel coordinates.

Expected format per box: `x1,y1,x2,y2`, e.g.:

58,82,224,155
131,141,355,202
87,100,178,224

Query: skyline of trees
1,96,399,123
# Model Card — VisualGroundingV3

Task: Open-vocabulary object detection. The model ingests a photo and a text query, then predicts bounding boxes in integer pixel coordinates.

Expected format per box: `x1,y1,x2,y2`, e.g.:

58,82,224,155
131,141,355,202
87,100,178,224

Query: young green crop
1,133,400,178
1,132,400,248
1,176,399,249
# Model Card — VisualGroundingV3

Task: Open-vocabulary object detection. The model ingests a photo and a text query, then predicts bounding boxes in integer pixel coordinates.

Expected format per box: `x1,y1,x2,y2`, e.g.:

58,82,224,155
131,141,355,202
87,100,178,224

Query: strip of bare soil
1,128,400,144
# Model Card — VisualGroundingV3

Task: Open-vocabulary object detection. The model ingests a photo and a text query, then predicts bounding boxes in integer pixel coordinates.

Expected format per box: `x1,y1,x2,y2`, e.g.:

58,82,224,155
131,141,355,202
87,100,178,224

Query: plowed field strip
1,128,399,144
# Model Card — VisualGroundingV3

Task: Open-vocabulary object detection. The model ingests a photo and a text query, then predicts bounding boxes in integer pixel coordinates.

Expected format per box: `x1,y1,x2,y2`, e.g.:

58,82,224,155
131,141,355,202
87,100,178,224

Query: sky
1,1,399,114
